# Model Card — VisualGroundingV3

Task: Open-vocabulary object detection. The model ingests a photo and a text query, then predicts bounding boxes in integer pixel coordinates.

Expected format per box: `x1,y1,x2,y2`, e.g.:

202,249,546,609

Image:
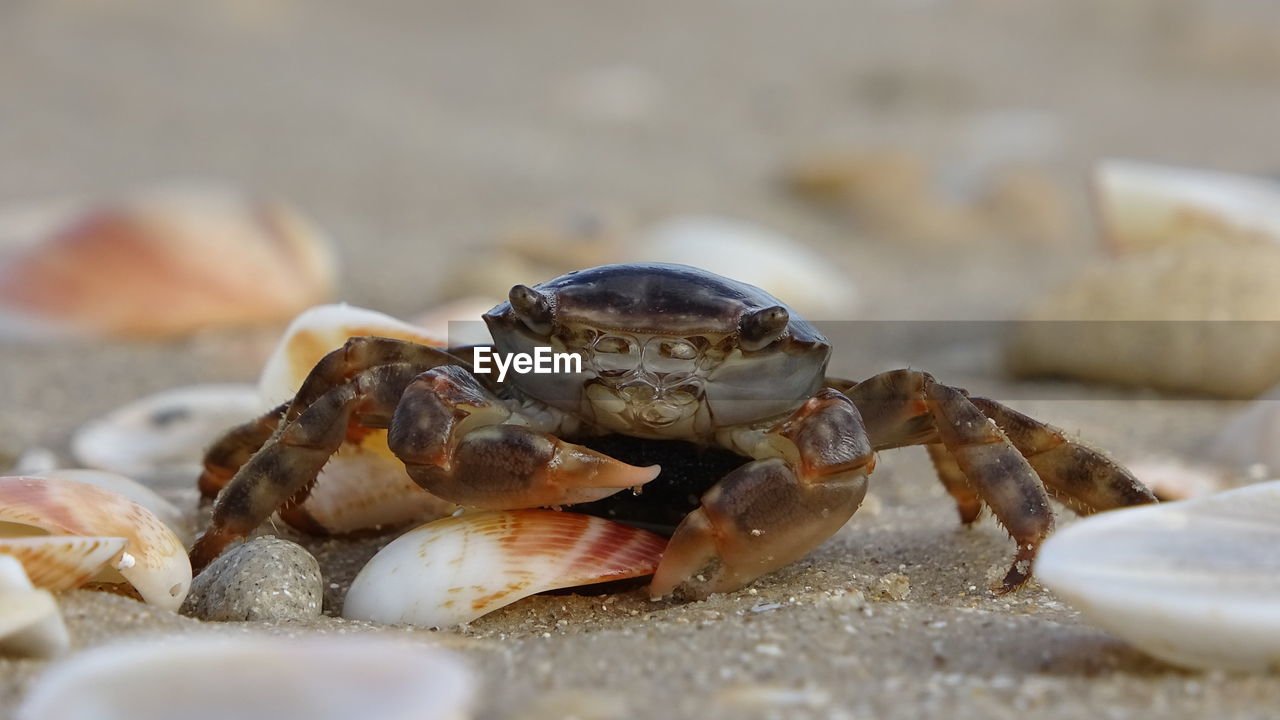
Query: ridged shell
0,536,128,591
72,385,261,478
16,635,475,720
0,555,70,659
32,469,189,543
0,185,336,339
1035,481,1280,671
0,476,190,610
344,510,668,628
1095,159,1280,254
255,303,456,534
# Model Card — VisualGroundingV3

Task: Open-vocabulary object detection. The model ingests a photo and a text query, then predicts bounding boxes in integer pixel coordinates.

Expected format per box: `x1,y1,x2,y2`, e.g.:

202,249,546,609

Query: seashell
0,555,71,659
253,303,456,535
409,295,501,347
0,184,336,340
1123,458,1235,502
344,510,667,628
624,215,859,319
1205,383,1280,475
1095,159,1280,255
0,536,129,591
258,303,446,405
16,635,475,720
0,476,191,610
32,469,189,544
1035,480,1280,671
1005,242,1280,398
72,384,262,478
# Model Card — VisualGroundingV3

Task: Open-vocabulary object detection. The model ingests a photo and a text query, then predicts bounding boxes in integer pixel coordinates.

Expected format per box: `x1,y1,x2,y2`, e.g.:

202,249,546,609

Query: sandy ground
3,1,1280,718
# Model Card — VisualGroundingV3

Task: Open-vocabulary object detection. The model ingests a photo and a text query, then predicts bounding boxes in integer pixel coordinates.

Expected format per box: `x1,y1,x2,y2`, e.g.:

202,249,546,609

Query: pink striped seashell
343,510,667,627
0,185,336,340
0,536,128,592
0,476,191,610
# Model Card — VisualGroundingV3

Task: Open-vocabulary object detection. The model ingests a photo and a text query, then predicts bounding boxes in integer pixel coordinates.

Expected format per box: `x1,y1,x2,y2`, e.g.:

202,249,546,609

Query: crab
190,262,1156,598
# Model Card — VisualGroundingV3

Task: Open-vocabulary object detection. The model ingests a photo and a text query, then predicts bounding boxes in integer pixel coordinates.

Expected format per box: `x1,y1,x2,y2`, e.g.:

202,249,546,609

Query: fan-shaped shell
344,510,667,627
1035,481,1280,671
0,185,336,339
0,476,190,610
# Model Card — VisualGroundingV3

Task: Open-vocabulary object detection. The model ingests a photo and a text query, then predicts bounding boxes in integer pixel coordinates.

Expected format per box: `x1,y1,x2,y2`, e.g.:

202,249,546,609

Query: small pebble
181,536,322,622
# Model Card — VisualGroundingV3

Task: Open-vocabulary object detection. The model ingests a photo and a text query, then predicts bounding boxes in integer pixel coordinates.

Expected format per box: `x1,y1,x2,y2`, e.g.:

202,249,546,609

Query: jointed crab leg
198,402,287,498
842,369,1155,591
191,338,656,572
650,388,874,599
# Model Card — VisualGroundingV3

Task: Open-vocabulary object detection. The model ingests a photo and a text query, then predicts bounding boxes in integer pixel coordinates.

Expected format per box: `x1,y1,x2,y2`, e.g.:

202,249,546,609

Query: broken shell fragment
72,384,261,478
343,510,667,627
0,555,70,659
1035,480,1280,671
1095,159,1280,254
0,185,336,339
16,635,475,720
0,476,191,610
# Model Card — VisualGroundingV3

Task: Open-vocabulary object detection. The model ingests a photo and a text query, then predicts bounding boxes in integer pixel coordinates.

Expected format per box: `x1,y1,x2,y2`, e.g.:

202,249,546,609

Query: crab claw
396,422,660,510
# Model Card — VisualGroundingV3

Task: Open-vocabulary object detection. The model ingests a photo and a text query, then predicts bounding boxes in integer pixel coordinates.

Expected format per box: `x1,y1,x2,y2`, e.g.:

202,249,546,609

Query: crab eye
508,284,553,335
738,305,789,351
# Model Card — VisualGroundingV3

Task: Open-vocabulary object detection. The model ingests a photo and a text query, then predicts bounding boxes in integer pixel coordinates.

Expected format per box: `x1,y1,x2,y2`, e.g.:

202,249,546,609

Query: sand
3,1,1280,718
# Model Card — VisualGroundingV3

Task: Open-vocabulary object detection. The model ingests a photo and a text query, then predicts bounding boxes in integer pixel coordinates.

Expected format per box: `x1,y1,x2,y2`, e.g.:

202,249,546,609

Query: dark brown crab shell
482,263,832,437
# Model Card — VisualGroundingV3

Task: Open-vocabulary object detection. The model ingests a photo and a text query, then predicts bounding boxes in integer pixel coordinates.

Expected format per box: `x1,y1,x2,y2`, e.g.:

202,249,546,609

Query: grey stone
181,536,323,622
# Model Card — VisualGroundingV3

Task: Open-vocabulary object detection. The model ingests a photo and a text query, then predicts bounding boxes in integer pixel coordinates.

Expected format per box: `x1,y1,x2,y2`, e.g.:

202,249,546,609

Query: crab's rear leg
842,369,1155,592
649,388,875,600
388,366,659,509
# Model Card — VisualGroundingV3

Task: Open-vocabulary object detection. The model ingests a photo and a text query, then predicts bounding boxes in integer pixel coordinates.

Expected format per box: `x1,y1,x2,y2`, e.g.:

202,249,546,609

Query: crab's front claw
429,425,661,508
650,456,869,600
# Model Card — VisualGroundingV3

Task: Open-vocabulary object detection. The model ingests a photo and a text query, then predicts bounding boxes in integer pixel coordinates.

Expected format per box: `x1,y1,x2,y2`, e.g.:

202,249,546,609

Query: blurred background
5,0,1280,460
3,0,1279,313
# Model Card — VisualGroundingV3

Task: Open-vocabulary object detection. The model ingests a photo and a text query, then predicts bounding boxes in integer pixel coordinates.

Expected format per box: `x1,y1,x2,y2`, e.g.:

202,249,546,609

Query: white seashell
344,510,667,628
16,635,475,720
0,184,336,340
32,469,189,544
72,384,262,478
1095,159,1280,254
1205,384,1280,475
0,476,191,610
1035,480,1280,671
258,303,446,405
625,216,858,319
0,555,71,659
1006,242,1280,398
409,295,501,347
251,303,456,535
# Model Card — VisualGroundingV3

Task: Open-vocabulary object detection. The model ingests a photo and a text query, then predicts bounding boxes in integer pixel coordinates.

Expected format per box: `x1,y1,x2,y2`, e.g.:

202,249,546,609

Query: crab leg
650,388,874,600
842,369,1155,592
388,366,659,509
197,403,286,498
198,337,471,499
